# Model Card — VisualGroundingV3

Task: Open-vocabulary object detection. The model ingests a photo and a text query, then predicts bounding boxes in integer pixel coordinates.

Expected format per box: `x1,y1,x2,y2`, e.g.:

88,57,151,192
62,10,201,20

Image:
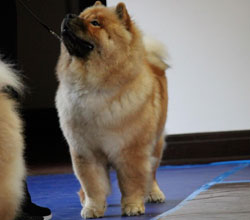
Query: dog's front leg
70,148,110,219
114,149,152,216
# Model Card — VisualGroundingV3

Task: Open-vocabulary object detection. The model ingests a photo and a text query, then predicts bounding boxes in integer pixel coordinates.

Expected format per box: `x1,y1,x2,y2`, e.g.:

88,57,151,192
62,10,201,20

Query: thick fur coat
56,2,168,218
0,59,26,220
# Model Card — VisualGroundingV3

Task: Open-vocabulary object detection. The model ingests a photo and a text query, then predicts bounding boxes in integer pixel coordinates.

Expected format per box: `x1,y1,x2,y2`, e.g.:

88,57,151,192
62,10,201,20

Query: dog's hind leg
146,136,165,203
78,187,85,207
70,148,110,219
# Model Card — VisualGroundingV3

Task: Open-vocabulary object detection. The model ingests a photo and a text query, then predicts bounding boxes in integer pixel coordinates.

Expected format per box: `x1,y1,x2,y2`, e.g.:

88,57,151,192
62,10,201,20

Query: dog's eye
90,20,100,27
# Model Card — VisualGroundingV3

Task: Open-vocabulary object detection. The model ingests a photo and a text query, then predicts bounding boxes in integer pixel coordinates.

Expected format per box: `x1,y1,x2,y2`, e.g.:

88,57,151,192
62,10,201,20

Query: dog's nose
62,14,77,32
66,14,77,20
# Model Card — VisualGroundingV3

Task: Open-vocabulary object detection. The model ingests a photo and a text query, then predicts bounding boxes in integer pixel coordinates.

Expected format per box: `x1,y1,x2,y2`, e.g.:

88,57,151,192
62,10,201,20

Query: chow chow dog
56,1,168,218
0,59,26,220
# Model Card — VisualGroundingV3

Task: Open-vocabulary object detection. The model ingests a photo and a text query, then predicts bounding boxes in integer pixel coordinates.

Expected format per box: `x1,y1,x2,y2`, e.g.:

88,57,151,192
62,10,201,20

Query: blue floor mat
27,160,250,220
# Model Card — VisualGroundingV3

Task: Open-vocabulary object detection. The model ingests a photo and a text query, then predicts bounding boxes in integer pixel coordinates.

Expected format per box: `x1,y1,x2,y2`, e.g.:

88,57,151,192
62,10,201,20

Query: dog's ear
116,3,131,30
94,1,103,7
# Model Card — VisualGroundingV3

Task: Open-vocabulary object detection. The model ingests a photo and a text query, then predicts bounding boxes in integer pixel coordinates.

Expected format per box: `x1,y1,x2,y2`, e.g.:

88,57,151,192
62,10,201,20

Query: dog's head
61,1,140,60
58,1,145,90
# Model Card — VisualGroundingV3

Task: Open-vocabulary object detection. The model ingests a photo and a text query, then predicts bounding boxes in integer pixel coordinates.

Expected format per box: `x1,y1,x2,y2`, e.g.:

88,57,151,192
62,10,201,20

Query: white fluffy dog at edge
0,58,26,220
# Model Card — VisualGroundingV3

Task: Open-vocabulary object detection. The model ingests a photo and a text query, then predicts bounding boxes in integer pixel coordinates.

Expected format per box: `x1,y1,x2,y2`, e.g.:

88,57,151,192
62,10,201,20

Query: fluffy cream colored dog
56,1,168,218
0,59,26,220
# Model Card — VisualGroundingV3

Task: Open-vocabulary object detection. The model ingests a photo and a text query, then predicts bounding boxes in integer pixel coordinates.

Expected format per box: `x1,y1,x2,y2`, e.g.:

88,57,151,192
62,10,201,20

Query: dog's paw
122,203,145,216
146,189,165,203
81,206,105,219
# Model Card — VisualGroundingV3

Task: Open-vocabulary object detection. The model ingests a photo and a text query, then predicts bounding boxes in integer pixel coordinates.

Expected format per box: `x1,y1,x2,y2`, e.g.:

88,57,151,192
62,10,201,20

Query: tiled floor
158,182,250,220
27,160,250,220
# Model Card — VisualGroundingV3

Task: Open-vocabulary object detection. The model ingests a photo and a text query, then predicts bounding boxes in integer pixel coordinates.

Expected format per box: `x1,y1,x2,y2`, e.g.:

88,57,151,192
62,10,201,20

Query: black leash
16,0,61,41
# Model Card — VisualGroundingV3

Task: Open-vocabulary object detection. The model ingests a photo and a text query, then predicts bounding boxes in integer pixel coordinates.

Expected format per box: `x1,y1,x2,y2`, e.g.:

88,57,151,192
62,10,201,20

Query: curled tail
143,36,169,71
0,59,23,95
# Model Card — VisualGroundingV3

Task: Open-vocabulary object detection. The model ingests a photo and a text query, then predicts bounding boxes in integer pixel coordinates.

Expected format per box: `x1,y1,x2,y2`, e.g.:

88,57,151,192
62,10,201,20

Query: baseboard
162,130,250,165
22,108,250,166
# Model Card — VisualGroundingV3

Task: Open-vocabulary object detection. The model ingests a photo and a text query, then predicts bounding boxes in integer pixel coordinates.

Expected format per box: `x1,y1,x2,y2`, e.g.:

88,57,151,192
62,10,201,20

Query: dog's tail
143,36,169,71
0,59,23,95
